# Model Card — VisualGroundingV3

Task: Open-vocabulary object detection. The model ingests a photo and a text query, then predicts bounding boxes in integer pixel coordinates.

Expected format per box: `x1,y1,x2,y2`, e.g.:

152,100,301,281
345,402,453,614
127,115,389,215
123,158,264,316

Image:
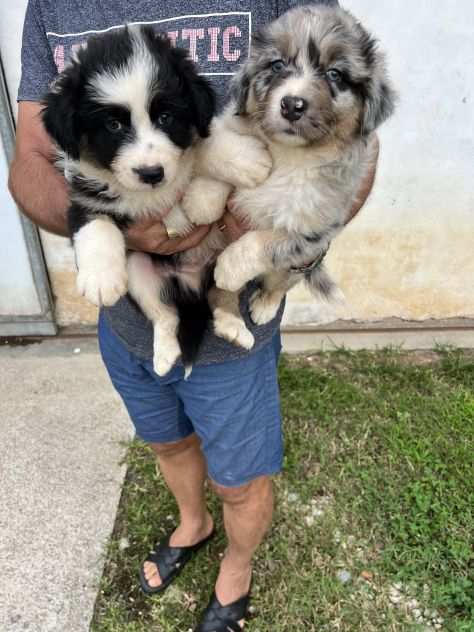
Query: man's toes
148,572,162,588
143,562,161,586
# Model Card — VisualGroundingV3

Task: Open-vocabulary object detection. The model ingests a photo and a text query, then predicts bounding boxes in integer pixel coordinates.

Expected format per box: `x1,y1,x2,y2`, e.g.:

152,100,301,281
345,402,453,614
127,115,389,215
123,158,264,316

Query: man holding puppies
9,1,377,629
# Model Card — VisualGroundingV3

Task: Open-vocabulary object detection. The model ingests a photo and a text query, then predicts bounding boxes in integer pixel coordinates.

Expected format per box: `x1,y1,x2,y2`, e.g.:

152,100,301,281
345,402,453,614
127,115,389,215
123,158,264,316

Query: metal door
0,60,56,336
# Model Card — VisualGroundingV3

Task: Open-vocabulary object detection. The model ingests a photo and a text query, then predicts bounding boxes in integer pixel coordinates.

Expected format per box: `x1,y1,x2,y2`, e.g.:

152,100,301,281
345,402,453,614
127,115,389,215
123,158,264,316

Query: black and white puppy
42,25,228,375
189,5,396,343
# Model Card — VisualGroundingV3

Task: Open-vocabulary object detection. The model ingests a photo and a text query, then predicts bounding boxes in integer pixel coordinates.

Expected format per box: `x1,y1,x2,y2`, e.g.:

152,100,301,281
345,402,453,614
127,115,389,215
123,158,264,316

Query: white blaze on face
88,28,183,191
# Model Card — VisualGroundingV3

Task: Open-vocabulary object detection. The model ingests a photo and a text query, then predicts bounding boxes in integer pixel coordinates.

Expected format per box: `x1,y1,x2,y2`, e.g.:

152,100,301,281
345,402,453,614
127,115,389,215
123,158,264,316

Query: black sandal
139,528,215,595
194,591,250,632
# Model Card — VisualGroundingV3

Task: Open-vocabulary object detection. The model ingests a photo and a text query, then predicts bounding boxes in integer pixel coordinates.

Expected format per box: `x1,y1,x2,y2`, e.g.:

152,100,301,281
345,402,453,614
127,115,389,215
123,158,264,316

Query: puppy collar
290,247,328,274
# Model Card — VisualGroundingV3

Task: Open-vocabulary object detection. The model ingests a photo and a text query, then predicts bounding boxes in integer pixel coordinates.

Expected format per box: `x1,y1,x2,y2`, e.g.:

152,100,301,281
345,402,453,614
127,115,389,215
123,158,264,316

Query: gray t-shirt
19,0,338,364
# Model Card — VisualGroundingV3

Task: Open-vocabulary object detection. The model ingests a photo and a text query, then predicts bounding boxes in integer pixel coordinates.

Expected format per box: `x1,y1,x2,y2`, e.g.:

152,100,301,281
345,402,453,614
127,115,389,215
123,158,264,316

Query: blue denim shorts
98,313,283,487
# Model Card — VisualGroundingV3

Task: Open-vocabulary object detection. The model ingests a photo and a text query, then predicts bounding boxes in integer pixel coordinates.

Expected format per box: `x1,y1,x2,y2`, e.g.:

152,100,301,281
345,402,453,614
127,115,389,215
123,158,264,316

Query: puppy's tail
169,272,213,371
304,263,345,304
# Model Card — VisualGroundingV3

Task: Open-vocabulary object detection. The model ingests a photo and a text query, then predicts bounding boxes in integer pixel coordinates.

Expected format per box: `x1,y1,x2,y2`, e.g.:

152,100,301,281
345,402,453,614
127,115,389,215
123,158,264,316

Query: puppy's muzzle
281,96,307,122
133,165,164,186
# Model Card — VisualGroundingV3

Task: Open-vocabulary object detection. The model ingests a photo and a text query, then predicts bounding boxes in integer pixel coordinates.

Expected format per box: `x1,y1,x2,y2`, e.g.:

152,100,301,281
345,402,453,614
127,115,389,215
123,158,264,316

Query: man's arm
345,134,379,224
8,101,210,253
9,101,70,235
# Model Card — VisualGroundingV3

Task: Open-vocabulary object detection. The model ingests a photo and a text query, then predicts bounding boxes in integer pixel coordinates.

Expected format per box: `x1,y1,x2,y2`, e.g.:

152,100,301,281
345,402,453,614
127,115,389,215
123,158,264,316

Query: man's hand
219,209,249,244
126,216,211,255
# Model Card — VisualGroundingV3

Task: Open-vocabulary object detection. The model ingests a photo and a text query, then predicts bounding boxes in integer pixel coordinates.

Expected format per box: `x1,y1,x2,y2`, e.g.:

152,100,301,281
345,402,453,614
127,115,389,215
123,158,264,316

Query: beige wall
1,1,473,327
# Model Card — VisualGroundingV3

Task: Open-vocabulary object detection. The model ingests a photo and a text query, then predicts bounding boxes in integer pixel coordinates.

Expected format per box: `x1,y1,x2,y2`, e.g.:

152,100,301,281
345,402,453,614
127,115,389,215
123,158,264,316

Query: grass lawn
92,348,473,632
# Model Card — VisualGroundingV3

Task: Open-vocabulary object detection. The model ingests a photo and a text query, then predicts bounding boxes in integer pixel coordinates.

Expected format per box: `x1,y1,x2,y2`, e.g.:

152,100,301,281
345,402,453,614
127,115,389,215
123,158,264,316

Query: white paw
183,178,229,225
213,309,255,350
163,204,194,237
153,335,181,376
224,137,272,189
214,250,251,292
250,290,281,325
77,265,128,306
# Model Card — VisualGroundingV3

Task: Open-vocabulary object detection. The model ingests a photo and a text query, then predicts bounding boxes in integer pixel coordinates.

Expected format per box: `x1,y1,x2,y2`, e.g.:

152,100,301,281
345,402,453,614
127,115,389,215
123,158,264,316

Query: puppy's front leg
214,230,285,292
182,177,231,226
195,115,272,189
127,253,181,376
74,216,128,306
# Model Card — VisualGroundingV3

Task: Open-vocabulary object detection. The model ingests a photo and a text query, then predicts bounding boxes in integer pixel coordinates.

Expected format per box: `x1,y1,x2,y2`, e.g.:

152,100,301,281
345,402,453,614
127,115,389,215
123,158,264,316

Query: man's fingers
221,210,248,242
125,219,168,252
125,217,211,254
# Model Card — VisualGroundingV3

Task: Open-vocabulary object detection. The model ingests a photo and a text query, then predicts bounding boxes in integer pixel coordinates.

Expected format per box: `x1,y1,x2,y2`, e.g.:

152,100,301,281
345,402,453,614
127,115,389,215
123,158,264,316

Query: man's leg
212,476,274,619
143,433,214,589
97,314,214,589
174,335,282,627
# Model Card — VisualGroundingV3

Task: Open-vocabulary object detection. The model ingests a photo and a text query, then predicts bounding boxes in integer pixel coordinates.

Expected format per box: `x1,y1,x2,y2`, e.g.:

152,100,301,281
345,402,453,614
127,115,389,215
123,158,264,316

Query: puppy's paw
77,265,128,306
163,204,194,237
183,177,230,225
222,136,272,189
153,335,181,376
213,308,255,350
249,289,281,325
214,249,250,292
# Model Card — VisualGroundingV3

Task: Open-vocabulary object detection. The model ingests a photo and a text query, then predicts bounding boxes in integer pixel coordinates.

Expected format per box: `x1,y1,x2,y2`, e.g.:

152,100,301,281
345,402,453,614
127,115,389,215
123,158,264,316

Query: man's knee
211,475,272,506
150,433,199,459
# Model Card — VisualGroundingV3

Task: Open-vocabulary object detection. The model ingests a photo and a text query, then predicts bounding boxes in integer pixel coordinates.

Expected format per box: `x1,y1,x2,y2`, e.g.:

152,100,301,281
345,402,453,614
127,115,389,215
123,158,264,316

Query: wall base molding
281,318,474,352
3,319,473,352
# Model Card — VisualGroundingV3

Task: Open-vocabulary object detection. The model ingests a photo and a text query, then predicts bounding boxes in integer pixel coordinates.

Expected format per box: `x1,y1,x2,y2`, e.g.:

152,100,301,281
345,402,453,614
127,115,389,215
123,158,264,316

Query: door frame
0,57,56,336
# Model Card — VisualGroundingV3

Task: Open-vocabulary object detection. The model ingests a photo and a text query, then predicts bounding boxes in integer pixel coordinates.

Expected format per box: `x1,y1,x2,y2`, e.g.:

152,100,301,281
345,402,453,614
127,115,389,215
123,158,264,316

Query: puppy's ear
362,78,396,136
163,39,216,138
187,73,216,138
230,25,269,115
42,61,83,159
230,67,251,115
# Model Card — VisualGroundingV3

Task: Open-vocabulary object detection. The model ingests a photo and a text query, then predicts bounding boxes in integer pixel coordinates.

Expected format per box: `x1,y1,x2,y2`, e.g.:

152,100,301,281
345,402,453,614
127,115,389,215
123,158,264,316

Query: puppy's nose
133,165,164,185
281,96,308,122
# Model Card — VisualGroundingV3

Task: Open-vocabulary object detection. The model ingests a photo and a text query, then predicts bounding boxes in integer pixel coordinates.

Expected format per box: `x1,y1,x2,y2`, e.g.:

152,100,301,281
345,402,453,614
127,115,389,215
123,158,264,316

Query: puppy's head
42,26,215,191
232,6,396,147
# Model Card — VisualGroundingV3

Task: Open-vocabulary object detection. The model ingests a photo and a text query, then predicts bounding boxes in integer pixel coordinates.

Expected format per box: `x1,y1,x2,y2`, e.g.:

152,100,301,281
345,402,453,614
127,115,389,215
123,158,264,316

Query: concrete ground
0,338,132,632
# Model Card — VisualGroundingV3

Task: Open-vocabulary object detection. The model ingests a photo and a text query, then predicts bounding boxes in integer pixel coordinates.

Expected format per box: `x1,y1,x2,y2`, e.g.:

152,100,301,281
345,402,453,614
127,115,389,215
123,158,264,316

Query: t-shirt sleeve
17,0,57,102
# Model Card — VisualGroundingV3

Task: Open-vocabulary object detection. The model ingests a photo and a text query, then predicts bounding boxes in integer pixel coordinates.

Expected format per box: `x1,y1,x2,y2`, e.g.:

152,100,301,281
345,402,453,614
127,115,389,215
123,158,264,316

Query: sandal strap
145,530,214,587
195,592,250,632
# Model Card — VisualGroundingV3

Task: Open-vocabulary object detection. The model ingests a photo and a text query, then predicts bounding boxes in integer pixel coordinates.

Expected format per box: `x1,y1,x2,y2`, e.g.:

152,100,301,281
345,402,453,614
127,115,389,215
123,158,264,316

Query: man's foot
194,591,251,632
213,556,252,629
141,513,214,591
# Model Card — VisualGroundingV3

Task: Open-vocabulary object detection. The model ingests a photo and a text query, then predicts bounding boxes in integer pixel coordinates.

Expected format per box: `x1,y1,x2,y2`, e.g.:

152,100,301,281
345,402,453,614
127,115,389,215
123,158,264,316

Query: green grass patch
92,349,474,631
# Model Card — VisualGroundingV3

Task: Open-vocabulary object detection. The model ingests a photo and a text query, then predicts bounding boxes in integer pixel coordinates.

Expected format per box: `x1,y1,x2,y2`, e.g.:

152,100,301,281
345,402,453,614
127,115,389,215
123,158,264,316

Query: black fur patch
303,232,323,243
71,175,119,202
308,37,320,69
160,267,214,366
67,201,130,239
67,202,90,237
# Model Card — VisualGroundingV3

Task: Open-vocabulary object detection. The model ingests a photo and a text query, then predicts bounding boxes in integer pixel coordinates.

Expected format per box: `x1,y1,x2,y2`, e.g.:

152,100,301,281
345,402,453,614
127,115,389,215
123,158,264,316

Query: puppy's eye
326,69,342,83
106,119,122,133
157,112,173,127
271,60,286,74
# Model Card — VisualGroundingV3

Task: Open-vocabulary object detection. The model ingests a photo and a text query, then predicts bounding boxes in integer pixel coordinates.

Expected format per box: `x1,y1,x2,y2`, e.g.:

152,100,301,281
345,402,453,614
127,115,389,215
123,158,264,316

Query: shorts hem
136,428,195,445
207,464,283,489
